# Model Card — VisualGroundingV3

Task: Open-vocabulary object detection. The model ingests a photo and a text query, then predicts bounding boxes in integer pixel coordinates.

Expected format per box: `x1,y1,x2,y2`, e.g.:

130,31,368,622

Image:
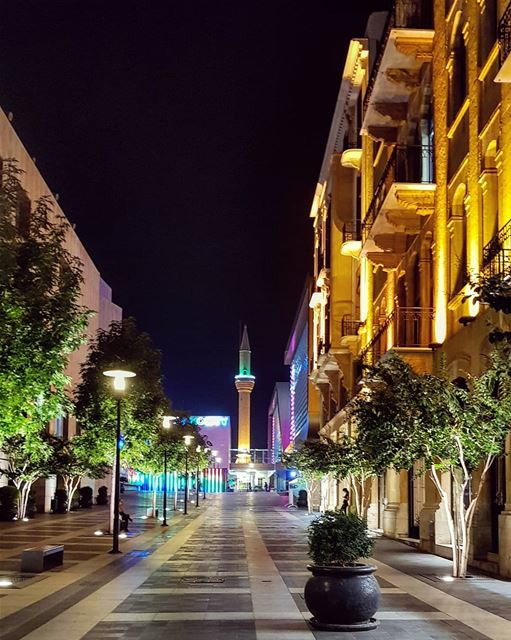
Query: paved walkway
1,492,510,639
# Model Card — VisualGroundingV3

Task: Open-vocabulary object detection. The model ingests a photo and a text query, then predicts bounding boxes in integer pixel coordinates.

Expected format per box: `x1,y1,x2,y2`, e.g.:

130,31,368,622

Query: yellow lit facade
307,0,511,577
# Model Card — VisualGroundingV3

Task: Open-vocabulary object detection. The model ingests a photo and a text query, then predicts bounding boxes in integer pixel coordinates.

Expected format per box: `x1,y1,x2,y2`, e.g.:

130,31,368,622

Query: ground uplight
94,530,104,536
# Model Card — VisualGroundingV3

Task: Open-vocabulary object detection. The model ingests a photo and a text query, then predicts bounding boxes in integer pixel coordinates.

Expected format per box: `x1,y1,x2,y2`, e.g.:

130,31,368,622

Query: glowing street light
161,415,176,527
102,368,135,554
183,434,194,514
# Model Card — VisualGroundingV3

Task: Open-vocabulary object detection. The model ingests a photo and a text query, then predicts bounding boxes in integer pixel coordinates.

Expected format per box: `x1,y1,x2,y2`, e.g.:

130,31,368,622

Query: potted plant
304,511,379,631
53,488,68,514
79,486,93,508
96,485,109,505
0,486,19,521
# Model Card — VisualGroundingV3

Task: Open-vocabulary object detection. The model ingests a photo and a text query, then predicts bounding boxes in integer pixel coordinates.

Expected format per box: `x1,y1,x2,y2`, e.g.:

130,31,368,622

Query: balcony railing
482,219,511,276
364,0,434,112
499,1,511,64
341,315,363,337
363,145,434,239
359,305,434,364
230,449,274,465
342,221,362,244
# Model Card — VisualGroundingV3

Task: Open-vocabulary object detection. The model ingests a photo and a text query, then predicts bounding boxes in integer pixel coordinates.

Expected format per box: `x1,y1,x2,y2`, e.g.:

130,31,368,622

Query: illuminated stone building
307,0,511,577
0,107,122,510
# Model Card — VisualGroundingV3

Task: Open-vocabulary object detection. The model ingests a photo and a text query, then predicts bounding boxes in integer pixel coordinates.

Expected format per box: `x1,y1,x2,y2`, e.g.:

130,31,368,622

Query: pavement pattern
1,492,510,639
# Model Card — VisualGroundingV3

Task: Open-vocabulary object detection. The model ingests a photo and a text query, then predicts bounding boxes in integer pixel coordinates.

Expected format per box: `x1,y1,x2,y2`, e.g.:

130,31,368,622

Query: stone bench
21,544,64,573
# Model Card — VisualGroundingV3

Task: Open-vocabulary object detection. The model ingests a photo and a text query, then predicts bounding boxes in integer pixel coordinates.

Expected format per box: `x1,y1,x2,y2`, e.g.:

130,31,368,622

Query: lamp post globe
102,369,136,554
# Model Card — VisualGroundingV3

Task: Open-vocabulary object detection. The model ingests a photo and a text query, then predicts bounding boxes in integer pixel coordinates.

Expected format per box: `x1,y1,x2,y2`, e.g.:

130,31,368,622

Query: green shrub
307,511,374,567
0,485,19,521
96,486,108,505
79,486,93,508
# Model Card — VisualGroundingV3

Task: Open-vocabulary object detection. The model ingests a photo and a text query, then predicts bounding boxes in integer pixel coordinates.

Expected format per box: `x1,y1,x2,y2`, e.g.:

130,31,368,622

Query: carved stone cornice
394,35,433,61
394,188,435,215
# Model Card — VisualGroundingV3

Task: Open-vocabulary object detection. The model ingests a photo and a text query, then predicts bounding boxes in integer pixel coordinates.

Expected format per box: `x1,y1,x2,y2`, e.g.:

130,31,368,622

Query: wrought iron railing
359,306,434,364
341,315,363,337
342,221,362,244
230,449,274,465
363,0,434,113
499,1,511,64
482,220,511,269
363,145,434,240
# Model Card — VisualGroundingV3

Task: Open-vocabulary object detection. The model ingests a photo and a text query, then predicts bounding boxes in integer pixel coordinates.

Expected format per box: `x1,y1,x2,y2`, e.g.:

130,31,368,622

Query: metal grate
181,576,225,584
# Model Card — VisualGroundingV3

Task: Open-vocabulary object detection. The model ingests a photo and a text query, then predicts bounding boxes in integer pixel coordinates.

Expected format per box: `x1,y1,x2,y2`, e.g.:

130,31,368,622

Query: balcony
359,305,434,366
495,2,511,82
230,449,274,466
482,219,511,275
362,145,435,267
341,315,363,337
362,1,434,139
340,221,362,258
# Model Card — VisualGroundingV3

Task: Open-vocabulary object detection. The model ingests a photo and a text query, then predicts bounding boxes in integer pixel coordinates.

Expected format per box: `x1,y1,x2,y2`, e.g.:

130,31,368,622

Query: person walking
341,488,349,515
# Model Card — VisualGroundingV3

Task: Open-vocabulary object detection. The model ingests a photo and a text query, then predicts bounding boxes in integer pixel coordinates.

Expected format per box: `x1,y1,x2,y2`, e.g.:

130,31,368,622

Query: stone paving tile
82,619,257,639
114,592,253,613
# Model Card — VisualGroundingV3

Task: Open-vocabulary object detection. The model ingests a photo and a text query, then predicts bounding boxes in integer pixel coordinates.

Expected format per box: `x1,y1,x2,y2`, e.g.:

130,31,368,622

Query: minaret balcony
362,1,433,140
361,144,435,264
495,1,511,83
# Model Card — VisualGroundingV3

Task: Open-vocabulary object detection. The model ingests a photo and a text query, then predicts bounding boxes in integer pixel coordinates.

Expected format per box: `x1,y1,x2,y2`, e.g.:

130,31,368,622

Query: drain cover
181,576,225,584
0,573,47,589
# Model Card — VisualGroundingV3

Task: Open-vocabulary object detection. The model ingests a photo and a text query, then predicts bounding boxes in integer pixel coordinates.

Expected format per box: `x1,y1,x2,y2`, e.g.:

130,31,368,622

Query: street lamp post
183,434,194,515
103,369,136,555
161,416,175,527
195,446,202,508
203,448,209,500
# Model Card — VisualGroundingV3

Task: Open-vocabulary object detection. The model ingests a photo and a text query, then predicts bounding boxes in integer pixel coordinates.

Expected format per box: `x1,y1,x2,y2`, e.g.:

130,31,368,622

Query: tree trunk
429,465,459,577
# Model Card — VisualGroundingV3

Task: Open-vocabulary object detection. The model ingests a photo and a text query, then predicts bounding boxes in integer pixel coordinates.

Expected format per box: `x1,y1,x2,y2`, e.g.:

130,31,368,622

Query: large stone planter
304,563,380,631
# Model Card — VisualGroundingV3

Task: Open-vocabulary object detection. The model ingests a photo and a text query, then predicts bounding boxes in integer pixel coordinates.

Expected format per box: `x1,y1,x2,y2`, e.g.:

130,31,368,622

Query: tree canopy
74,317,170,469
0,159,90,445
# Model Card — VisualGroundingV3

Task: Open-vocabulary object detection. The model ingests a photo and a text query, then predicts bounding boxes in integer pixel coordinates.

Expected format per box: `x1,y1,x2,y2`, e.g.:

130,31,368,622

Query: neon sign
190,416,230,428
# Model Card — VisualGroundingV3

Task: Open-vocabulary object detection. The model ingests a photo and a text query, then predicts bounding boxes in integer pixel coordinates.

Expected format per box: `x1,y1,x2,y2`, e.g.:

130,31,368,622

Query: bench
21,544,64,573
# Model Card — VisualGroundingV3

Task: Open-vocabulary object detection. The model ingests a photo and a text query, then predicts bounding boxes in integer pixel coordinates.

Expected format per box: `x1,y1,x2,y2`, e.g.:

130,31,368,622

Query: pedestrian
119,498,133,532
264,482,268,492
341,488,349,515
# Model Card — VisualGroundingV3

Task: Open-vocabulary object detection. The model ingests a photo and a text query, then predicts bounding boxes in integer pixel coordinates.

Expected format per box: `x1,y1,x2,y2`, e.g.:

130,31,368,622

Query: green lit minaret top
237,325,254,378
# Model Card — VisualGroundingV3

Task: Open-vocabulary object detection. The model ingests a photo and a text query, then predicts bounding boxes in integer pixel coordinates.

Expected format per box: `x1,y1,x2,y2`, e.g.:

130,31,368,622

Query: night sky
0,0,387,447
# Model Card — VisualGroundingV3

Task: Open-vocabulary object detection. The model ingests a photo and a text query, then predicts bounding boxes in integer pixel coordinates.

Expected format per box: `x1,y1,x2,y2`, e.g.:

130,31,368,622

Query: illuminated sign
190,416,230,428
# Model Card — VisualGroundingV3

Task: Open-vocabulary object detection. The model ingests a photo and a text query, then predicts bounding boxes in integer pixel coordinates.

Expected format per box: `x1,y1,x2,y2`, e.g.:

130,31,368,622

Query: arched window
450,14,468,122
449,183,468,294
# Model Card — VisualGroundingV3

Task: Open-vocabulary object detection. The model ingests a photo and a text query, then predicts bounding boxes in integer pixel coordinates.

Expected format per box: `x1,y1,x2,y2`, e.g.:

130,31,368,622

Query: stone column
499,433,511,577
383,468,401,537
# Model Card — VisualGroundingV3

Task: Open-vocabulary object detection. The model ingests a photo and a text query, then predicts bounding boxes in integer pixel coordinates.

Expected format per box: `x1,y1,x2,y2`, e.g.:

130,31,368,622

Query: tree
0,433,53,518
74,317,170,528
282,440,332,514
75,317,169,468
0,159,90,445
326,435,378,519
50,435,110,511
353,351,511,578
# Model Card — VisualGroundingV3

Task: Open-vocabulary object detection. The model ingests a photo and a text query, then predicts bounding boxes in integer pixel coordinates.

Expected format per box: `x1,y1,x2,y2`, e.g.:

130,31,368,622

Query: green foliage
74,317,169,469
281,440,333,482
0,485,19,521
470,270,511,313
0,159,90,444
51,435,110,482
353,350,511,475
0,433,54,486
307,511,374,567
